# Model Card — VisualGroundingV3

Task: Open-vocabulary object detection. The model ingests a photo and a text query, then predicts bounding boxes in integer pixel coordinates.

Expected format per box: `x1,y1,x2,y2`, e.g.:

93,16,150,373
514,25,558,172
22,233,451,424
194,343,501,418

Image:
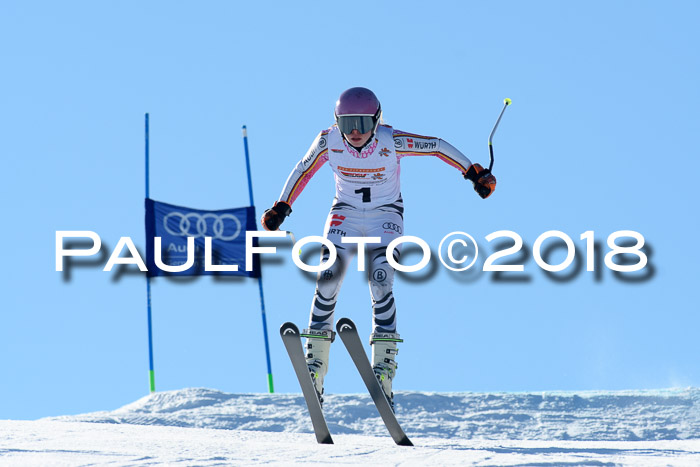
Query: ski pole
287,231,302,256
488,98,512,173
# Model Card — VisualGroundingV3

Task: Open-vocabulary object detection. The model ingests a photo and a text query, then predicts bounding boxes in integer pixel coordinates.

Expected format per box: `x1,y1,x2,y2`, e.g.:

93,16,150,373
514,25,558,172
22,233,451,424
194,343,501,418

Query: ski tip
318,434,334,445
336,317,356,333
280,322,299,336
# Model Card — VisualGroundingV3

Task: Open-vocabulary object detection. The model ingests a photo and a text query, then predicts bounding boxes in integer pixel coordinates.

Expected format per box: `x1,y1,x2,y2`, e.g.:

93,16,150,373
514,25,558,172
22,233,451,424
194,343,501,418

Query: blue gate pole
145,113,156,393
242,125,274,393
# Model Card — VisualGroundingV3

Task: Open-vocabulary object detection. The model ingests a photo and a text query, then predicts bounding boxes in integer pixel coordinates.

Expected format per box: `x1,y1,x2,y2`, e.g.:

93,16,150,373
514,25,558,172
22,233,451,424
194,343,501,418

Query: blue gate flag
145,198,260,278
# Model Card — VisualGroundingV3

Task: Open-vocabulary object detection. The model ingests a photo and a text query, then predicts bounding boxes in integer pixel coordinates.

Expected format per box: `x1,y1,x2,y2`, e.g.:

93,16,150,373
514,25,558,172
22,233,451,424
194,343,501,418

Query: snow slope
1,388,700,465
3,421,700,466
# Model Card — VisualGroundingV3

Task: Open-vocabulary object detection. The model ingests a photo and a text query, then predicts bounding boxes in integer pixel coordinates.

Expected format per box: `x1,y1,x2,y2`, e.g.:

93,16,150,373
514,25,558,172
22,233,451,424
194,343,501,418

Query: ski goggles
336,114,379,135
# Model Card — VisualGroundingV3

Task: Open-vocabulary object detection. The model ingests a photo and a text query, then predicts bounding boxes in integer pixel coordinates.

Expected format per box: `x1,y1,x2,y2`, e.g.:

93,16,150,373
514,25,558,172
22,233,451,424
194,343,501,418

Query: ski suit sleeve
278,130,330,206
393,129,473,176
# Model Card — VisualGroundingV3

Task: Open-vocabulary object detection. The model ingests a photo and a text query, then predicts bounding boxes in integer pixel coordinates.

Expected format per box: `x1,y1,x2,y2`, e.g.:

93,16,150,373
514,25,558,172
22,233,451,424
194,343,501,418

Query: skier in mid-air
262,87,496,410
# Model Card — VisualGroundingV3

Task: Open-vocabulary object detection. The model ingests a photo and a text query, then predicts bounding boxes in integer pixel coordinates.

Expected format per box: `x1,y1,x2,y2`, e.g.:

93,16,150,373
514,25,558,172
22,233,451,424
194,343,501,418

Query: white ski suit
277,124,473,333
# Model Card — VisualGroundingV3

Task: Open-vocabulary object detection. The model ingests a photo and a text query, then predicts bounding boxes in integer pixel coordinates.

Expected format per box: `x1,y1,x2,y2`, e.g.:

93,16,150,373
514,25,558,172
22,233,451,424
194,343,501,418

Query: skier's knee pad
368,247,395,300
369,265,394,302
314,252,346,299
318,244,351,286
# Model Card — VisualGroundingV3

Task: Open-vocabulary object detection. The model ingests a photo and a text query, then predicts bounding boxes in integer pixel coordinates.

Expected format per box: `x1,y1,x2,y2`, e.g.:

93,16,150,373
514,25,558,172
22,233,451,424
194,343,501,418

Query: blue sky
1,1,699,420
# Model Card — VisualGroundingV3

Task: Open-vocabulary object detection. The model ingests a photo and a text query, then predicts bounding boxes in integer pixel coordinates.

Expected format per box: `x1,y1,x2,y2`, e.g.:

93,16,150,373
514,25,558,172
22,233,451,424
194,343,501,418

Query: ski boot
302,328,334,408
370,331,403,413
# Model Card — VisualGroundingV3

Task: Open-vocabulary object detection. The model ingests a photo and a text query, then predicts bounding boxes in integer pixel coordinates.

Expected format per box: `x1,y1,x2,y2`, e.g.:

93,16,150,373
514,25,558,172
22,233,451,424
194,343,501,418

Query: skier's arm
279,130,329,205
393,130,473,175
261,130,329,231
393,129,496,199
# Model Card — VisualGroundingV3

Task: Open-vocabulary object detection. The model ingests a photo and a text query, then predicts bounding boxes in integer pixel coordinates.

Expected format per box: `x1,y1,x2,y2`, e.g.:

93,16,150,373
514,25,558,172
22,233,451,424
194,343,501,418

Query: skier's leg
368,246,401,410
366,207,403,333
368,247,397,333
305,205,358,402
365,206,404,409
307,243,351,331
307,206,357,332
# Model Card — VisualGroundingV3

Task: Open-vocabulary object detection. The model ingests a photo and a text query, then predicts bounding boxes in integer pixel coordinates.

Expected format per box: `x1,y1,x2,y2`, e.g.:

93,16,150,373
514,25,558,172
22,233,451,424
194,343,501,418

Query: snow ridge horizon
45,387,700,441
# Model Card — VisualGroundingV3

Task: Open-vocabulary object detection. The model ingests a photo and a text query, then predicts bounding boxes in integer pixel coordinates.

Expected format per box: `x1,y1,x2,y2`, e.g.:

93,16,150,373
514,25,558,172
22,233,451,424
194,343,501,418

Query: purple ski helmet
334,87,381,135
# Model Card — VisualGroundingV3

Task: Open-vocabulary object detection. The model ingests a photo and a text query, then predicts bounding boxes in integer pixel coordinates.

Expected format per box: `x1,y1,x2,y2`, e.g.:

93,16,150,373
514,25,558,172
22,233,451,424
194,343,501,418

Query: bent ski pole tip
504,98,512,106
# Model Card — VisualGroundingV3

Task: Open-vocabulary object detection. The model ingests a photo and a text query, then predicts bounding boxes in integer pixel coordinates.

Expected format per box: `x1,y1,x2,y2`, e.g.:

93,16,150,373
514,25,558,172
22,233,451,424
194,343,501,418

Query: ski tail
280,322,333,444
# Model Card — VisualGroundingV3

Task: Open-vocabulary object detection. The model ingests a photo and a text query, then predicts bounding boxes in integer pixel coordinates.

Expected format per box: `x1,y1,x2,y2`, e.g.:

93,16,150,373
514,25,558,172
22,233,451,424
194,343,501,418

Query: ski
336,317,413,446
280,322,333,444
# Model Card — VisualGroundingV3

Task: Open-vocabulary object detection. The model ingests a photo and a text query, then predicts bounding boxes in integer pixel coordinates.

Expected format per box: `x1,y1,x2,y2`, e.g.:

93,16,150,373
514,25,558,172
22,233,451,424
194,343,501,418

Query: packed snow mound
46,387,700,441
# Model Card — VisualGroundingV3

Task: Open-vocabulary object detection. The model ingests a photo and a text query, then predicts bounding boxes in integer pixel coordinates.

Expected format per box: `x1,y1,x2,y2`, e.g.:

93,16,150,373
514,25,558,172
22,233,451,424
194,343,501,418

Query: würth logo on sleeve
414,140,437,150
330,214,346,227
407,138,413,149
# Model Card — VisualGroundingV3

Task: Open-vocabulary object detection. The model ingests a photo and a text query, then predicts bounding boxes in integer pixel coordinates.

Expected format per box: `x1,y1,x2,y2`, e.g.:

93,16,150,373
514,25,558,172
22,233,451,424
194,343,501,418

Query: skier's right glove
464,163,497,199
261,201,292,231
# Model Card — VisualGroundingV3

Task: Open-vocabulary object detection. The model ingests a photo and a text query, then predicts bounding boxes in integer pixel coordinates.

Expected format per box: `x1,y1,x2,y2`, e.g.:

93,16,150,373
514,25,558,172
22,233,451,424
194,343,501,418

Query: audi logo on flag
382,222,402,234
163,212,242,241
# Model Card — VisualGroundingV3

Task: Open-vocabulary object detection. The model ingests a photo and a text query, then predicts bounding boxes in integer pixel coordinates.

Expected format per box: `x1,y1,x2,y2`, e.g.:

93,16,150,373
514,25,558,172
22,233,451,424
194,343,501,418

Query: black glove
261,201,292,231
464,163,497,199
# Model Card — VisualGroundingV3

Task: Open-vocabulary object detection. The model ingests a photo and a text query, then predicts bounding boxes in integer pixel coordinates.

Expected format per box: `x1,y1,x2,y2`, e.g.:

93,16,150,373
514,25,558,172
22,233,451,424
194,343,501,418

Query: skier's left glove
261,201,292,231
464,163,496,199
